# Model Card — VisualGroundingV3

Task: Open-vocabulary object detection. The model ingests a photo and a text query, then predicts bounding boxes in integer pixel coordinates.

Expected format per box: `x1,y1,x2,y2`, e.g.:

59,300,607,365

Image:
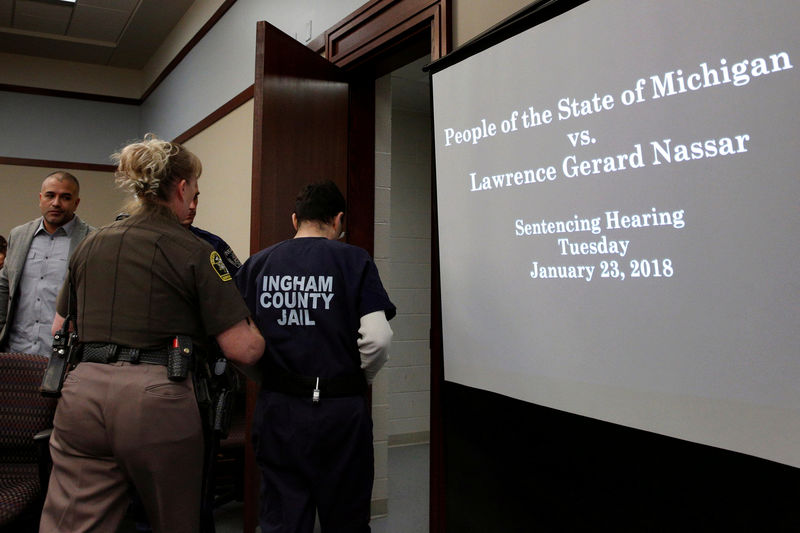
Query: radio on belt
168,335,192,381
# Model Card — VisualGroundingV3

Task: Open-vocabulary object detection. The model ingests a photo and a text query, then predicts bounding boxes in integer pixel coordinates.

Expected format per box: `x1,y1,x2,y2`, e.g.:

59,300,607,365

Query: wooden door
251,21,350,251
246,21,359,532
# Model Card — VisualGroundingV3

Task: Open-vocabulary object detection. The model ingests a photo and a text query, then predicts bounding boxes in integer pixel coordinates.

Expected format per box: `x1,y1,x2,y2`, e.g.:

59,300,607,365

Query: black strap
264,365,367,399
62,274,77,341
80,343,171,366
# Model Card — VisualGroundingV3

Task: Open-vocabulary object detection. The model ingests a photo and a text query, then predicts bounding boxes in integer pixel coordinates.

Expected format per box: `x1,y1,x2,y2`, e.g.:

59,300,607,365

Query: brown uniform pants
40,361,204,533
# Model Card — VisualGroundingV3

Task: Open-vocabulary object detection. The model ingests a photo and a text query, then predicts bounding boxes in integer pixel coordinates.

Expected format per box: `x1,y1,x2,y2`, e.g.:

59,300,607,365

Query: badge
210,251,231,281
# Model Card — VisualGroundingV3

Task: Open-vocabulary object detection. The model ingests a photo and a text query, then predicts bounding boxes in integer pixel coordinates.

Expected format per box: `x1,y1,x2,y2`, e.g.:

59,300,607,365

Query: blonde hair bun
113,133,201,202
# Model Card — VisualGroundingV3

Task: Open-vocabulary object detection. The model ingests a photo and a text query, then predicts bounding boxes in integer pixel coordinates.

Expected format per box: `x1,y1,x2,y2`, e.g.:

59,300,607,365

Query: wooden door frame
248,1,450,531
251,0,450,259
310,0,450,259
309,0,449,67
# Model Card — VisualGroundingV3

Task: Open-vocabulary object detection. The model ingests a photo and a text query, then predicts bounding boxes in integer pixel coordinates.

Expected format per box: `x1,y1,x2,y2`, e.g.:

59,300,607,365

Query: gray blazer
0,215,93,349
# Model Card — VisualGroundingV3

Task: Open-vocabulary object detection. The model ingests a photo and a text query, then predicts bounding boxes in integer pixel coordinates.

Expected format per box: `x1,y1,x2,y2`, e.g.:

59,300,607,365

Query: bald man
0,171,93,356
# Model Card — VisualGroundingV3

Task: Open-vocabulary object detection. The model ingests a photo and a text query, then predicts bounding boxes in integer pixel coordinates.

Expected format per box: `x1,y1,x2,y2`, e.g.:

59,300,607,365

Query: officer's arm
51,277,73,336
358,310,393,384
216,317,264,366
52,313,66,336
0,261,9,329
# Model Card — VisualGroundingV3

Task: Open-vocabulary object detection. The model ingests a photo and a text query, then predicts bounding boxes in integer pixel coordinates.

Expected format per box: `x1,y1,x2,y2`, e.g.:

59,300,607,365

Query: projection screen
432,0,800,467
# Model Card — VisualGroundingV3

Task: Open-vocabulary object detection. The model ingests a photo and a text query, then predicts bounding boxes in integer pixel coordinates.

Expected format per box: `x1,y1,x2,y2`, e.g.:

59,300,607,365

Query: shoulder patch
210,251,232,281
224,247,242,268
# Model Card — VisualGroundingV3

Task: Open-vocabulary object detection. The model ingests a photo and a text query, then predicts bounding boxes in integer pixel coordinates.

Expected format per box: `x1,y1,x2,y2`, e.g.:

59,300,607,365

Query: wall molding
0,157,115,172
388,431,431,447
315,0,450,68
0,84,139,105
330,0,448,67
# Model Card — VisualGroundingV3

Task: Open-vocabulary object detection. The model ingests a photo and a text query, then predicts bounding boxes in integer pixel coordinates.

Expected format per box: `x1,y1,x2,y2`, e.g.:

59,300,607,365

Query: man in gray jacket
0,171,92,356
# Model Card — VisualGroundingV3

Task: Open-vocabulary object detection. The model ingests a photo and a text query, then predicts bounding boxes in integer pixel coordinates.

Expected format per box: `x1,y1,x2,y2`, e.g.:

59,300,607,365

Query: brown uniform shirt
56,205,249,351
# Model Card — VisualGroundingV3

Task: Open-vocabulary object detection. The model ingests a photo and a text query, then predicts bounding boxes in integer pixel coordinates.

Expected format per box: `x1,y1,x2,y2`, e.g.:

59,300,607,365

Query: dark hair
294,180,346,225
45,171,80,194
0,235,6,255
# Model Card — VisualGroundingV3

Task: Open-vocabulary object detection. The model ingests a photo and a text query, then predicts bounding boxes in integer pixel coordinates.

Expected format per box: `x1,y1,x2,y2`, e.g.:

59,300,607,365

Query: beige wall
181,99,254,262
0,165,126,238
0,53,142,99
452,0,532,47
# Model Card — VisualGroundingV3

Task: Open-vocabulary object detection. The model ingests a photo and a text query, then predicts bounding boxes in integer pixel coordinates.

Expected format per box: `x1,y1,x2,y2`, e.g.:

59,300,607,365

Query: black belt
80,343,171,366
264,366,367,400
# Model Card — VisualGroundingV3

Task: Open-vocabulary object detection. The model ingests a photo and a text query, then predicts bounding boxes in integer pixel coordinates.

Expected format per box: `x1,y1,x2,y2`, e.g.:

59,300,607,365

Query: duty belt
264,366,367,401
80,342,171,366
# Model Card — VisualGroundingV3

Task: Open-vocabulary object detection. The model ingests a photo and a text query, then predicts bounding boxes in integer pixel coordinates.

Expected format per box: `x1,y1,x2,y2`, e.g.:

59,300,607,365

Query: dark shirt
57,206,249,351
189,225,242,276
235,237,395,379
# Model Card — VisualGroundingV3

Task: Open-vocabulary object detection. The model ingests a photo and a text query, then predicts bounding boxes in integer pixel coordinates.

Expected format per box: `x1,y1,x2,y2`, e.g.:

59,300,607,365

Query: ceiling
0,0,194,69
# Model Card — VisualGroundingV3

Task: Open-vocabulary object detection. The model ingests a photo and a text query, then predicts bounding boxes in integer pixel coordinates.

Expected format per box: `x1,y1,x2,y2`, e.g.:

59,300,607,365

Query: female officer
40,134,264,532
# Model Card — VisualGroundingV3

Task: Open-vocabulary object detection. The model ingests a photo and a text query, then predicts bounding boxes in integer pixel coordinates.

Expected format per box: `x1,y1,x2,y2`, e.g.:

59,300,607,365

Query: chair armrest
34,428,52,442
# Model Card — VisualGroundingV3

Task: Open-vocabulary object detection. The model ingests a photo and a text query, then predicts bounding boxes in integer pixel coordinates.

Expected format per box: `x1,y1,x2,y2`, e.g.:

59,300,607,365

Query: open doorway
370,54,432,532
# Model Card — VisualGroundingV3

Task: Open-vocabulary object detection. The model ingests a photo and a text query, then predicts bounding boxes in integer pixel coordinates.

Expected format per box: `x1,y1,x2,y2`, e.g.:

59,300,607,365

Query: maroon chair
0,353,57,531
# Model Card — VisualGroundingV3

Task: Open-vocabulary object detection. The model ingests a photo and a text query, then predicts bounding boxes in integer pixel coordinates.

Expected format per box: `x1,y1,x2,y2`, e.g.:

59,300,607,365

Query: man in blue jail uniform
235,180,395,533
